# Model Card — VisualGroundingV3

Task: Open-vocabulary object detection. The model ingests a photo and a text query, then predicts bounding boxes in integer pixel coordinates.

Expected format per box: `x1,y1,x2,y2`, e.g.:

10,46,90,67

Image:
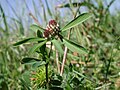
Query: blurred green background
0,0,120,90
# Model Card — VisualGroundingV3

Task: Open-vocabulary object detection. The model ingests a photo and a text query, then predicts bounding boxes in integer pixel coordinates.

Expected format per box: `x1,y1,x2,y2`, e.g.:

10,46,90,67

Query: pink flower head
49,20,57,26
44,20,60,38
44,30,50,37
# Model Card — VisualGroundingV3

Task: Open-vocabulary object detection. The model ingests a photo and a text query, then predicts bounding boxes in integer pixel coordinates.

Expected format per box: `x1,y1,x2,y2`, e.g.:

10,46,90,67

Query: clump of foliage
0,0,120,90
13,13,92,89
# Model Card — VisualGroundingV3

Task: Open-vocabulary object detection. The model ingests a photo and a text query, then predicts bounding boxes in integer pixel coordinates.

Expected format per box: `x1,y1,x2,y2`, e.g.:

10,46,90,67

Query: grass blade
45,0,52,16
0,4,8,35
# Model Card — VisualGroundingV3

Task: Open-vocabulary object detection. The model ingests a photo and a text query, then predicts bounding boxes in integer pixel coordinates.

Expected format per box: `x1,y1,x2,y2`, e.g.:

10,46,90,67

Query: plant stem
60,30,71,76
95,83,111,90
45,62,49,89
45,42,52,89
60,10,77,76
56,50,60,73
105,44,114,82
29,12,43,28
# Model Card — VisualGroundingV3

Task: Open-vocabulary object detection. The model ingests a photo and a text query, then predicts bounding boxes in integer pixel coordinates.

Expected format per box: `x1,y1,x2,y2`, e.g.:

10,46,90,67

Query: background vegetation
0,0,120,90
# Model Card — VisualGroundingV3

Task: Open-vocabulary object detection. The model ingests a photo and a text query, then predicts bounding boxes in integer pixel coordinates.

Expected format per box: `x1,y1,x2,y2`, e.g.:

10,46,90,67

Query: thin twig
95,83,111,90
29,12,42,27
60,47,68,76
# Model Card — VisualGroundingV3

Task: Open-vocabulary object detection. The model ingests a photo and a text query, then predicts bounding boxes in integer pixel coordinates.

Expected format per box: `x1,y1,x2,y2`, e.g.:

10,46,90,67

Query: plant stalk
56,50,60,73
45,62,49,89
45,42,52,89
60,8,77,75
60,30,71,76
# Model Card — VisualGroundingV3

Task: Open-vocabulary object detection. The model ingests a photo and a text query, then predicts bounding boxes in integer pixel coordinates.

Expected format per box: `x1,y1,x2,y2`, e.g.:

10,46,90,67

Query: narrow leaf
13,37,45,46
32,61,46,68
67,53,79,60
56,2,97,9
30,24,45,33
52,39,63,54
0,4,9,35
21,57,40,64
61,13,92,32
56,2,85,8
0,27,5,33
73,70,86,77
37,30,43,38
45,0,52,16
63,38,88,54
29,40,47,54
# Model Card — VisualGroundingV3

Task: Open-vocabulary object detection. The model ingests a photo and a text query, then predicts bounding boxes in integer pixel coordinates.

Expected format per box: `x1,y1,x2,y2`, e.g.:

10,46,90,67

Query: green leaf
50,79,62,86
56,2,97,9
52,39,63,54
21,57,46,68
73,70,86,78
32,61,46,68
45,0,52,16
21,57,40,64
13,37,45,46
56,2,86,8
20,71,31,88
61,13,92,32
29,40,47,54
0,27,5,33
0,4,9,35
30,24,45,33
67,53,79,60
50,86,63,90
37,30,43,38
63,38,88,54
